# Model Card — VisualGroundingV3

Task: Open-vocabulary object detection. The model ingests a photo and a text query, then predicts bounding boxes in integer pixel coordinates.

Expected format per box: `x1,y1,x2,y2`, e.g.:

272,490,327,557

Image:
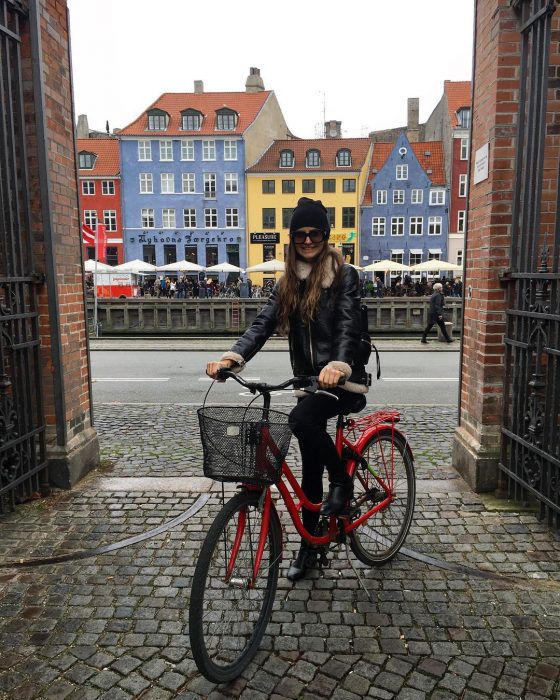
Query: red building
77,138,122,265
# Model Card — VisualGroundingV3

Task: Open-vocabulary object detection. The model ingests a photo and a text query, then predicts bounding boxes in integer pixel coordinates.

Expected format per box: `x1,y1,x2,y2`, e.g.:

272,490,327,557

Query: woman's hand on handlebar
206,359,235,381
318,366,344,389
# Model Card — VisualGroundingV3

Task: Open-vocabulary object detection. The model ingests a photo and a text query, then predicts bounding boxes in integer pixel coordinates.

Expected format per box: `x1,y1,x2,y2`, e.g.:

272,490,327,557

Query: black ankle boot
287,542,317,582
319,480,353,516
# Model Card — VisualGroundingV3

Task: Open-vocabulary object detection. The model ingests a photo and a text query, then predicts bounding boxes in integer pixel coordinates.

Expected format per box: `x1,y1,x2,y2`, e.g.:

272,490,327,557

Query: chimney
407,98,420,142
325,120,342,138
76,114,89,139
245,67,265,93
194,80,204,94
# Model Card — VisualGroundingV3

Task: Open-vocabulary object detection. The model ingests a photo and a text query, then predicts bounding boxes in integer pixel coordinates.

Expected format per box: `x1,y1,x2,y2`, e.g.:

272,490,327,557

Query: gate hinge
498,269,514,284
31,272,46,285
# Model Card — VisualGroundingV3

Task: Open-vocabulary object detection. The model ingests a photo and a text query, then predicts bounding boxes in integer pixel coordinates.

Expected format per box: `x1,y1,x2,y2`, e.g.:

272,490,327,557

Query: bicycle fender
354,425,414,462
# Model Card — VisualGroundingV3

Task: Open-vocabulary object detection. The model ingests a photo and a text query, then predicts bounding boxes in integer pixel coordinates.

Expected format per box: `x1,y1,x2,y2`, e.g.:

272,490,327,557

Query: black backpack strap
371,341,381,380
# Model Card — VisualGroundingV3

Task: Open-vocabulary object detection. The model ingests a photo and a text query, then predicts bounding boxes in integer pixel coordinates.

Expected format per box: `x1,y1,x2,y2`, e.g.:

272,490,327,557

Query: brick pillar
22,0,99,487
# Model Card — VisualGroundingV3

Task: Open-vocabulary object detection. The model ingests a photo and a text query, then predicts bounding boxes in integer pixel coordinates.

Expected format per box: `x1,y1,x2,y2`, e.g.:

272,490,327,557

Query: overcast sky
66,0,474,139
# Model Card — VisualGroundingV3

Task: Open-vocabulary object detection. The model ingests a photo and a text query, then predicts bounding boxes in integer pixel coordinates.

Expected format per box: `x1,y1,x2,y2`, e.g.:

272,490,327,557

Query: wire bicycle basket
197,405,292,485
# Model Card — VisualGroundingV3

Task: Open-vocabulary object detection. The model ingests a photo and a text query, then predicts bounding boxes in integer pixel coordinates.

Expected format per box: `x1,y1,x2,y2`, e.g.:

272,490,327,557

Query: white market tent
245,259,285,273
113,259,157,274
156,260,204,273
410,259,463,273
84,259,113,273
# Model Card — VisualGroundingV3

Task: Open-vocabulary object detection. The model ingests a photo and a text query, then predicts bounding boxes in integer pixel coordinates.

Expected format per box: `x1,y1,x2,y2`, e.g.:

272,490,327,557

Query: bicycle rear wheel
349,429,415,566
189,490,282,683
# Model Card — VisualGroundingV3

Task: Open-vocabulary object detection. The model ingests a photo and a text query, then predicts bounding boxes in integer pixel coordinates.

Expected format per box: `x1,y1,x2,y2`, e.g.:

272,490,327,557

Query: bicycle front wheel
349,429,415,566
189,490,282,683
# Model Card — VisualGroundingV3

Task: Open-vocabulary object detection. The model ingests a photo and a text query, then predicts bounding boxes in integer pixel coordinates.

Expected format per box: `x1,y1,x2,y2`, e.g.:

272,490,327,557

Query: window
182,173,195,193
393,190,404,204
181,140,194,160
79,152,95,169
185,245,198,264
323,179,336,193
428,251,441,261
103,210,117,232
147,110,168,130
162,208,176,228
225,208,239,227
205,208,218,228
143,245,156,265
410,252,422,267
141,208,154,228
102,180,115,195
336,149,351,167
428,216,442,235
226,243,240,267
224,141,238,160
84,210,97,230
86,247,95,260
282,208,294,228
181,109,202,131
262,180,275,194
161,173,174,193
391,216,404,236
410,217,423,235
139,173,153,193
216,109,237,131
342,207,356,228
204,173,216,198
262,208,276,228
160,140,173,161
282,179,295,194
263,244,276,262
411,189,423,204
138,141,151,161
372,218,385,236
183,208,196,228
163,244,177,264
457,210,466,233
206,245,218,267
391,252,404,266
105,247,118,266
429,189,445,205
202,140,216,160
280,149,294,167
343,179,356,192
396,164,408,180
306,149,320,167
376,190,387,205
457,107,471,129
302,179,315,193
82,180,95,195
460,137,469,160
457,250,464,266
224,173,238,193
459,173,468,197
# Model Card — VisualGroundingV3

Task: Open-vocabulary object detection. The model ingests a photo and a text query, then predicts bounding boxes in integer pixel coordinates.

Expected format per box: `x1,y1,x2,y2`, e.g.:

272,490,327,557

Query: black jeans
422,316,451,342
288,389,359,535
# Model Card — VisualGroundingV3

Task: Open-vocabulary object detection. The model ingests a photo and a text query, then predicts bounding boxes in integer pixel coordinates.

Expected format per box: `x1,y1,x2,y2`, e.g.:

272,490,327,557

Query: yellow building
246,134,373,286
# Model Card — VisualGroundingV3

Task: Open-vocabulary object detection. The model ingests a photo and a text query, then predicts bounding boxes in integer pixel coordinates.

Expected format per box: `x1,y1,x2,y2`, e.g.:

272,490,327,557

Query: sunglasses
290,229,328,244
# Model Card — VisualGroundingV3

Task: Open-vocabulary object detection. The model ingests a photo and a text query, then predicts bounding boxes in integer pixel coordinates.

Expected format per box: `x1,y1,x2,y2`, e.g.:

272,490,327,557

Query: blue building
360,133,449,280
118,69,289,278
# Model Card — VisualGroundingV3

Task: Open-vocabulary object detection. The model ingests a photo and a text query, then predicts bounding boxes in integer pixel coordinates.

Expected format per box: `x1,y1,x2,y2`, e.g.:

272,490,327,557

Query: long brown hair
276,241,344,335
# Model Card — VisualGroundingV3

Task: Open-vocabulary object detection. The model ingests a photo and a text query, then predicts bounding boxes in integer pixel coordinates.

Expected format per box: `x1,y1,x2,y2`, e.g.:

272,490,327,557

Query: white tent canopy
205,262,245,273
362,260,411,273
113,259,157,274
245,259,285,273
84,259,113,273
156,260,204,273
410,259,463,272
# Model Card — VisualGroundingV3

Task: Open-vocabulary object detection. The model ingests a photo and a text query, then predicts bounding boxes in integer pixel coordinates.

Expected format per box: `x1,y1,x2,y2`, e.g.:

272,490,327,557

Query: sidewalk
1,404,559,699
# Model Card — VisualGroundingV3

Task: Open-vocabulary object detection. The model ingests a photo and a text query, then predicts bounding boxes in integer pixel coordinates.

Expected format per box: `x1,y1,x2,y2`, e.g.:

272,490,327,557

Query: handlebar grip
216,367,234,381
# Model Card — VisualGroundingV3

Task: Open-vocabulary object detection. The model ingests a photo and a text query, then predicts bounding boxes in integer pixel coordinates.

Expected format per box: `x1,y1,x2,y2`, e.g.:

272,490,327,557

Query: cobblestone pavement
1,404,559,700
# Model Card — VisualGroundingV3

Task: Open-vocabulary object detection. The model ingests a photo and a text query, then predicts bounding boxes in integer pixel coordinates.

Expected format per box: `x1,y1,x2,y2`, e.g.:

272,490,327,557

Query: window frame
458,173,468,197
393,189,405,204
460,137,469,160
141,208,155,228
282,179,295,194
159,139,173,161
205,208,218,228
138,141,152,161
203,173,217,198
262,180,275,194
224,140,238,160
83,210,97,230
202,140,216,161
376,189,387,205
372,217,386,236
391,216,405,236
343,179,356,193
182,173,195,193
162,208,176,229
396,164,408,180
82,180,95,195
181,110,203,131
409,216,423,235
225,207,239,227
322,179,336,193
160,173,175,194
306,149,320,168
224,172,238,194
183,208,196,228
279,149,294,168
216,110,237,131
302,179,316,193
457,210,466,233
336,149,351,167
342,207,356,228
411,189,423,204
428,216,443,235
181,139,194,161
103,210,117,232
262,207,276,229
147,111,168,131
429,189,445,206
102,180,115,195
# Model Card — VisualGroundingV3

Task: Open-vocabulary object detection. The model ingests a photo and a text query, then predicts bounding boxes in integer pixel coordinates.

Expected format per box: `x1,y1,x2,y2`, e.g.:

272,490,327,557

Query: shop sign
250,232,280,243
130,231,242,244
330,231,356,243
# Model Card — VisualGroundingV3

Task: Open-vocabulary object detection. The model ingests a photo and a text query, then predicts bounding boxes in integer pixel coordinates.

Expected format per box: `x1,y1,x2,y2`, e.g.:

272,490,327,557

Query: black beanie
289,197,330,236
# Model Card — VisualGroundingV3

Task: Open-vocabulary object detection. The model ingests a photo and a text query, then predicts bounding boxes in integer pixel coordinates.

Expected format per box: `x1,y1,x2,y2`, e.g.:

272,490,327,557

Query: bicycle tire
349,429,415,566
189,490,282,683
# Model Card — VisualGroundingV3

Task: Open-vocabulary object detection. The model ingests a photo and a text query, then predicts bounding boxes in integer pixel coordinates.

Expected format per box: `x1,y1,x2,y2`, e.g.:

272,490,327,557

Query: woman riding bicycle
206,197,369,581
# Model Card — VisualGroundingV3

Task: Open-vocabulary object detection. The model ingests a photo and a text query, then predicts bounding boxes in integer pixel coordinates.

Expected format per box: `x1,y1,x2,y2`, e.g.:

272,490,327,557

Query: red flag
82,222,95,245
97,224,107,262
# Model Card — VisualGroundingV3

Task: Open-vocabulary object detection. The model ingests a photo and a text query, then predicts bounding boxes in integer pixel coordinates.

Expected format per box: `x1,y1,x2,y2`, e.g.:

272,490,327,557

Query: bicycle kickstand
344,544,373,603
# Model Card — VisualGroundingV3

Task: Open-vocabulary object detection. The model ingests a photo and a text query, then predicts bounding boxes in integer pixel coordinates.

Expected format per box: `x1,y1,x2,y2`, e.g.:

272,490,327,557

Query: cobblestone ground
0,404,559,700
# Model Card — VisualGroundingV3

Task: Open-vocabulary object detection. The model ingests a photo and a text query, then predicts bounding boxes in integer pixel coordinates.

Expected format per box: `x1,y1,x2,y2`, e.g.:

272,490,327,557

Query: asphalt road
90,350,460,406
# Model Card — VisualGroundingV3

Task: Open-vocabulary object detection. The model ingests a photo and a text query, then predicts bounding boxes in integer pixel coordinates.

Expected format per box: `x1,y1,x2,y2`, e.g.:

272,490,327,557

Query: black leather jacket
428,291,445,323
228,264,368,387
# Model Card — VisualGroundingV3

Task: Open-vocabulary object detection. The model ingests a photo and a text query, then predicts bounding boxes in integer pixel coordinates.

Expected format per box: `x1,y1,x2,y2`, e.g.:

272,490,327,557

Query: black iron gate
0,0,47,513
499,0,560,527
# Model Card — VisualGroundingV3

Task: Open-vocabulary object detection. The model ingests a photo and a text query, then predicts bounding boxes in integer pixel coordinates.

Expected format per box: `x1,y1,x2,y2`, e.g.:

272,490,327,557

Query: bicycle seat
340,394,367,415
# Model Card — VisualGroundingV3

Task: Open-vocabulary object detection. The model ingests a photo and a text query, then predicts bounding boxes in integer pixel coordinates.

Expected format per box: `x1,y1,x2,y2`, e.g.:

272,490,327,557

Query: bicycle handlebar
214,368,345,397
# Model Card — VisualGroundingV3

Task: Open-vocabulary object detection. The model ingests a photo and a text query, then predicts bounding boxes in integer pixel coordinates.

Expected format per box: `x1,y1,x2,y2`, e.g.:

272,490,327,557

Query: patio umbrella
348,263,364,271
362,260,411,273
204,262,245,273
156,260,204,273
113,259,157,274
245,259,285,273
410,259,463,273
84,259,113,272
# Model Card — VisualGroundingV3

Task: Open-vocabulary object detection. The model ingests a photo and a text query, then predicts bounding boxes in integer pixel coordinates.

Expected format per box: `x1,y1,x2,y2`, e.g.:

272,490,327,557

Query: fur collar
295,257,339,289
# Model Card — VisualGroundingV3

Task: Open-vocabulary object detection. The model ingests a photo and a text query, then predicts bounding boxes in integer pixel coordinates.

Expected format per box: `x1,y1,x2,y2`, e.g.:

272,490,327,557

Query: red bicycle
189,370,415,683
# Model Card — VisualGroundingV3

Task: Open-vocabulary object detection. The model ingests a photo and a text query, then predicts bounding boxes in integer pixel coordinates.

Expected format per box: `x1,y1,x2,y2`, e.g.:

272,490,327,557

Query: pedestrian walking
206,197,370,581
421,282,453,343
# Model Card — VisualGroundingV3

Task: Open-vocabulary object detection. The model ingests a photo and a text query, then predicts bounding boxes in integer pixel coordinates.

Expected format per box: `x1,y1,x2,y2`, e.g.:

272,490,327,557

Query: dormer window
457,107,471,129
216,108,238,131
306,149,320,168
280,149,294,168
181,109,203,131
336,149,351,167
147,109,169,131
78,151,96,169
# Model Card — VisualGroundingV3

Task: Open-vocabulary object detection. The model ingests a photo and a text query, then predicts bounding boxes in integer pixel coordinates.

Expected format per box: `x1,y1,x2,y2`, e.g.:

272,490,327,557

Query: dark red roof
247,137,371,173
77,138,120,176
